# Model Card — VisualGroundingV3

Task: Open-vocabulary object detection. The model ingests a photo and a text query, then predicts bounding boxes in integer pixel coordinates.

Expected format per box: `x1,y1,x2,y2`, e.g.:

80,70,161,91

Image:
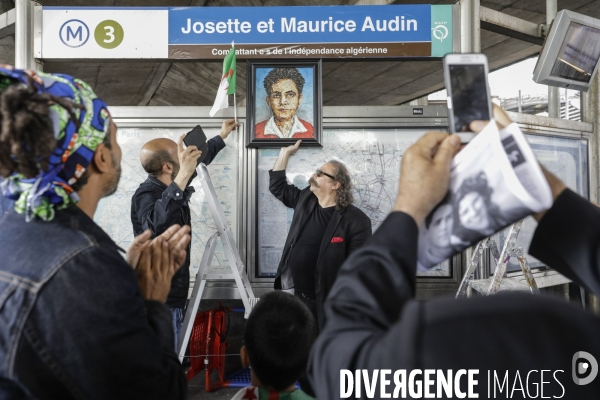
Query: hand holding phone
174,138,200,190
183,125,208,166
443,53,492,143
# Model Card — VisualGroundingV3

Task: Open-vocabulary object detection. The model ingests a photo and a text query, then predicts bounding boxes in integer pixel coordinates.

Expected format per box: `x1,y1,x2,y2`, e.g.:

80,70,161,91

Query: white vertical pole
232,41,237,123
547,0,560,118
15,0,34,70
460,0,481,53
565,88,569,120
234,92,237,122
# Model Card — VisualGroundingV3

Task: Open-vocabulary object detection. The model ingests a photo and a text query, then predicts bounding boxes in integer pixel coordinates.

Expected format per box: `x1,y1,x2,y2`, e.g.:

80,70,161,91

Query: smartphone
443,53,492,142
183,125,208,166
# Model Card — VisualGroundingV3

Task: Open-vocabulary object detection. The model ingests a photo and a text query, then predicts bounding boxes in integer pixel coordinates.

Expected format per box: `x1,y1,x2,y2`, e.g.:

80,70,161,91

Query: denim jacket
0,206,186,400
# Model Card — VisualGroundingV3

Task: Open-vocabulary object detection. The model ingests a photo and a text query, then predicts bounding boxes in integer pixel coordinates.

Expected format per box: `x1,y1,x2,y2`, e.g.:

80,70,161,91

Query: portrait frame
246,59,323,148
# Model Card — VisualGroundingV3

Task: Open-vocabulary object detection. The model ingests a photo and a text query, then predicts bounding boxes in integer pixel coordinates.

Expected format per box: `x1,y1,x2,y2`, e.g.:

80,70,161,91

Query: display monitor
533,10,600,92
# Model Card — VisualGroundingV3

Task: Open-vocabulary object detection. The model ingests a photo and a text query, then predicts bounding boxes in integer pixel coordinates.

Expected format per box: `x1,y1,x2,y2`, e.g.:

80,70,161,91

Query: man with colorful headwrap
0,66,189,399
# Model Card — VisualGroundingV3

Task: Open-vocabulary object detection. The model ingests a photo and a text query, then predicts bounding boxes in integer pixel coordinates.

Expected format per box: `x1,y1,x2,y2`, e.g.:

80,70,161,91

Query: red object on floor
186,303,231,391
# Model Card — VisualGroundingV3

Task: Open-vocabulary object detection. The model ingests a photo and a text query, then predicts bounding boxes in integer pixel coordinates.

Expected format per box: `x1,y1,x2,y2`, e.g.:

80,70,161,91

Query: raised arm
202,119,238,166
272,140,301,171
269,140,304,208
529,167,600,296
471,106,600,294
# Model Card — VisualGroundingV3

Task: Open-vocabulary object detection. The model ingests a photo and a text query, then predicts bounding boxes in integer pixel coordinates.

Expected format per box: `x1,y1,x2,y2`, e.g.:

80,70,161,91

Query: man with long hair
268,140,372,330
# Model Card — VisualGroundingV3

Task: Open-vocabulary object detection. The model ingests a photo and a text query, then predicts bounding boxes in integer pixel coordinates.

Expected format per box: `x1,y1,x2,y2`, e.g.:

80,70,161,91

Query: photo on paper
246,60,322,148
490,134,589,273
418,170,527,271
417,121,552,271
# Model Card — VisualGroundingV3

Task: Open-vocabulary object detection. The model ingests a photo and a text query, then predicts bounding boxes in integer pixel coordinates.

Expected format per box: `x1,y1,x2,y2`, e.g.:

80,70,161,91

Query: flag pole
232,41,237,124
234,92,237,123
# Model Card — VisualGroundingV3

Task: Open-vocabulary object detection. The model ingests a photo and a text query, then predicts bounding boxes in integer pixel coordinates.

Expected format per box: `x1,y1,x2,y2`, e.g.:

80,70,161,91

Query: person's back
0,206,178,398
309,109,600,399
231,291,316,400
0,66,188,399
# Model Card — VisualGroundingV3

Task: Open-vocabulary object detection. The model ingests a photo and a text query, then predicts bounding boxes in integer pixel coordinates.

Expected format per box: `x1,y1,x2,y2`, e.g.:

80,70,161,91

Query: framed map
255,128,453,279
490,134,589,273
94,127,239,277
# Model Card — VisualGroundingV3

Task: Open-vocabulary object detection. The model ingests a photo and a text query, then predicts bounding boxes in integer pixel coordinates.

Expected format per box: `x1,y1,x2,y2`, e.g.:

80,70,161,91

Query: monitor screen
550,22,600,83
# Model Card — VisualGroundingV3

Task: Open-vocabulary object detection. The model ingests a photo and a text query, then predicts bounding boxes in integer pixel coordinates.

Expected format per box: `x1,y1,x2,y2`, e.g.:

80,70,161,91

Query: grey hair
328,160,353,210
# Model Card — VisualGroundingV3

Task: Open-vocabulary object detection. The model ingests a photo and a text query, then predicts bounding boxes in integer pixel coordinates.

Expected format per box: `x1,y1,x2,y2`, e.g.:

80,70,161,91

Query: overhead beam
396,44,541,106
0,8,15,39
480,6,545,46
136,62,171,106
134,0,208,106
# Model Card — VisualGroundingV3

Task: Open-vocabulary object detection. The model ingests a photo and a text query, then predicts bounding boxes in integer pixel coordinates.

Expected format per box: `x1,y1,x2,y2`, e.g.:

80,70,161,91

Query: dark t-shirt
289,204,335,295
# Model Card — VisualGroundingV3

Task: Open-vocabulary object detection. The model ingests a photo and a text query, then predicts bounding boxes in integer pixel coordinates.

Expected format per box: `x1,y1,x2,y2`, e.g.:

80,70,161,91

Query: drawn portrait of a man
254,67,315,139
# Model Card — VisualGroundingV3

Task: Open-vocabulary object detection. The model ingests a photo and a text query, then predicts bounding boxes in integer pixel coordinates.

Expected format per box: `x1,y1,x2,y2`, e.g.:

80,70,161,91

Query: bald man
131,119,238,348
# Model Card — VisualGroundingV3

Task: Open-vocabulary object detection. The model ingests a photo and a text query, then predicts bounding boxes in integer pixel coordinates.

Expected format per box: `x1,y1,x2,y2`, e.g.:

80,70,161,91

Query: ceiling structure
0,0,598,107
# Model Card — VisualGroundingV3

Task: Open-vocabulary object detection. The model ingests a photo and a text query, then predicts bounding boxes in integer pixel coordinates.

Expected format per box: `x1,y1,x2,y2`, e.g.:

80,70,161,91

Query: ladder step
203,274,235,280
249,297,260,307
246,297,260,313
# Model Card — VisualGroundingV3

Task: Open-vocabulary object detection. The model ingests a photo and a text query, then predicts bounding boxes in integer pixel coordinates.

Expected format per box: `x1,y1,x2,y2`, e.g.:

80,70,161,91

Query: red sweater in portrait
254,118,315,139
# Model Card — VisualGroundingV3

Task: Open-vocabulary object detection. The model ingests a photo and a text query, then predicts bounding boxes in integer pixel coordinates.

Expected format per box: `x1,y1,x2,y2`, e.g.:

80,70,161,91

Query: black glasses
316,169,336,180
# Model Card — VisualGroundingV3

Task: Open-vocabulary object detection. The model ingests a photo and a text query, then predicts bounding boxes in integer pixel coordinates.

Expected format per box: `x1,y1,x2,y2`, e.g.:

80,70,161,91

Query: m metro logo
59,19,90,48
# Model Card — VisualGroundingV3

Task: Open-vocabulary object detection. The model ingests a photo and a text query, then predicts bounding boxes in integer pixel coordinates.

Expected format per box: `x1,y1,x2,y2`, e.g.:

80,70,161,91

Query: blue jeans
171,308,184,352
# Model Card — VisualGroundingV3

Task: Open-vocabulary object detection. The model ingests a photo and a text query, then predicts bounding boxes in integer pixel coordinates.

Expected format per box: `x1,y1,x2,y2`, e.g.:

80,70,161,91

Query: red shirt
254,118,314,139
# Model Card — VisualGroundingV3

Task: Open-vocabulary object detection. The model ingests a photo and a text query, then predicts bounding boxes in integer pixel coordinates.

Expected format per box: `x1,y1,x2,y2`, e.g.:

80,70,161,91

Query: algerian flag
209,43,236,117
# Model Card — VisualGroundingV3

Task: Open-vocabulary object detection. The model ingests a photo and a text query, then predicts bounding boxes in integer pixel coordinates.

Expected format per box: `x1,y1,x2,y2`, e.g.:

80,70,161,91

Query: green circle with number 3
94,20,124,49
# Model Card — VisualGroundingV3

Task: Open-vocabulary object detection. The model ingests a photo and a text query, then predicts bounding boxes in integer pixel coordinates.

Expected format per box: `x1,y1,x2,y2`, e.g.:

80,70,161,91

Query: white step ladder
177,163,259,363
456,220,540,297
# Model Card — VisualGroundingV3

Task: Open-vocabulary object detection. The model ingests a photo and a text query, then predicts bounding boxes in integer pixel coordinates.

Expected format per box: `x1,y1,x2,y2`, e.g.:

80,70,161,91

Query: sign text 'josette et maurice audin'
168,5,453,59
40,5,452,60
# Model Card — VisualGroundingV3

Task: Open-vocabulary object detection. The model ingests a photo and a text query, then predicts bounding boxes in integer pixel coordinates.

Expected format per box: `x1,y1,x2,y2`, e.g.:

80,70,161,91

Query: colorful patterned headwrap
0,65,110,221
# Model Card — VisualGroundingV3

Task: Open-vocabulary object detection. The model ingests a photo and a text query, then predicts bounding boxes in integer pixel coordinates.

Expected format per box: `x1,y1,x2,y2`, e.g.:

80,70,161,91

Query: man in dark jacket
131,119,237,347
309,111,600,399
269,140,372,329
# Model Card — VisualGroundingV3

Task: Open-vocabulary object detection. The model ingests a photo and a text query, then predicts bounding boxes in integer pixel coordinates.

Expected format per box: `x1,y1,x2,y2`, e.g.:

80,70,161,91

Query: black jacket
130,135,225,309
269,169,372,326
309,189,600,399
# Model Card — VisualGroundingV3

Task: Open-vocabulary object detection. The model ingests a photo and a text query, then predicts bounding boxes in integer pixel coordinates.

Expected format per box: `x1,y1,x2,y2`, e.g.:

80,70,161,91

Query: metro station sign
37,5,453,60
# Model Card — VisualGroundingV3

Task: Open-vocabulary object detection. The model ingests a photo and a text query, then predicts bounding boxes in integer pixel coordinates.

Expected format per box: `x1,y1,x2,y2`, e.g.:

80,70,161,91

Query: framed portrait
246,59,323,148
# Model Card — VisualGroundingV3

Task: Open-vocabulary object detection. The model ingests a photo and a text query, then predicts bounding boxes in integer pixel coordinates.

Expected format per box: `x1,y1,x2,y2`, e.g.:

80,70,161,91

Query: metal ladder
177,163,259,363
455,220,539,298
